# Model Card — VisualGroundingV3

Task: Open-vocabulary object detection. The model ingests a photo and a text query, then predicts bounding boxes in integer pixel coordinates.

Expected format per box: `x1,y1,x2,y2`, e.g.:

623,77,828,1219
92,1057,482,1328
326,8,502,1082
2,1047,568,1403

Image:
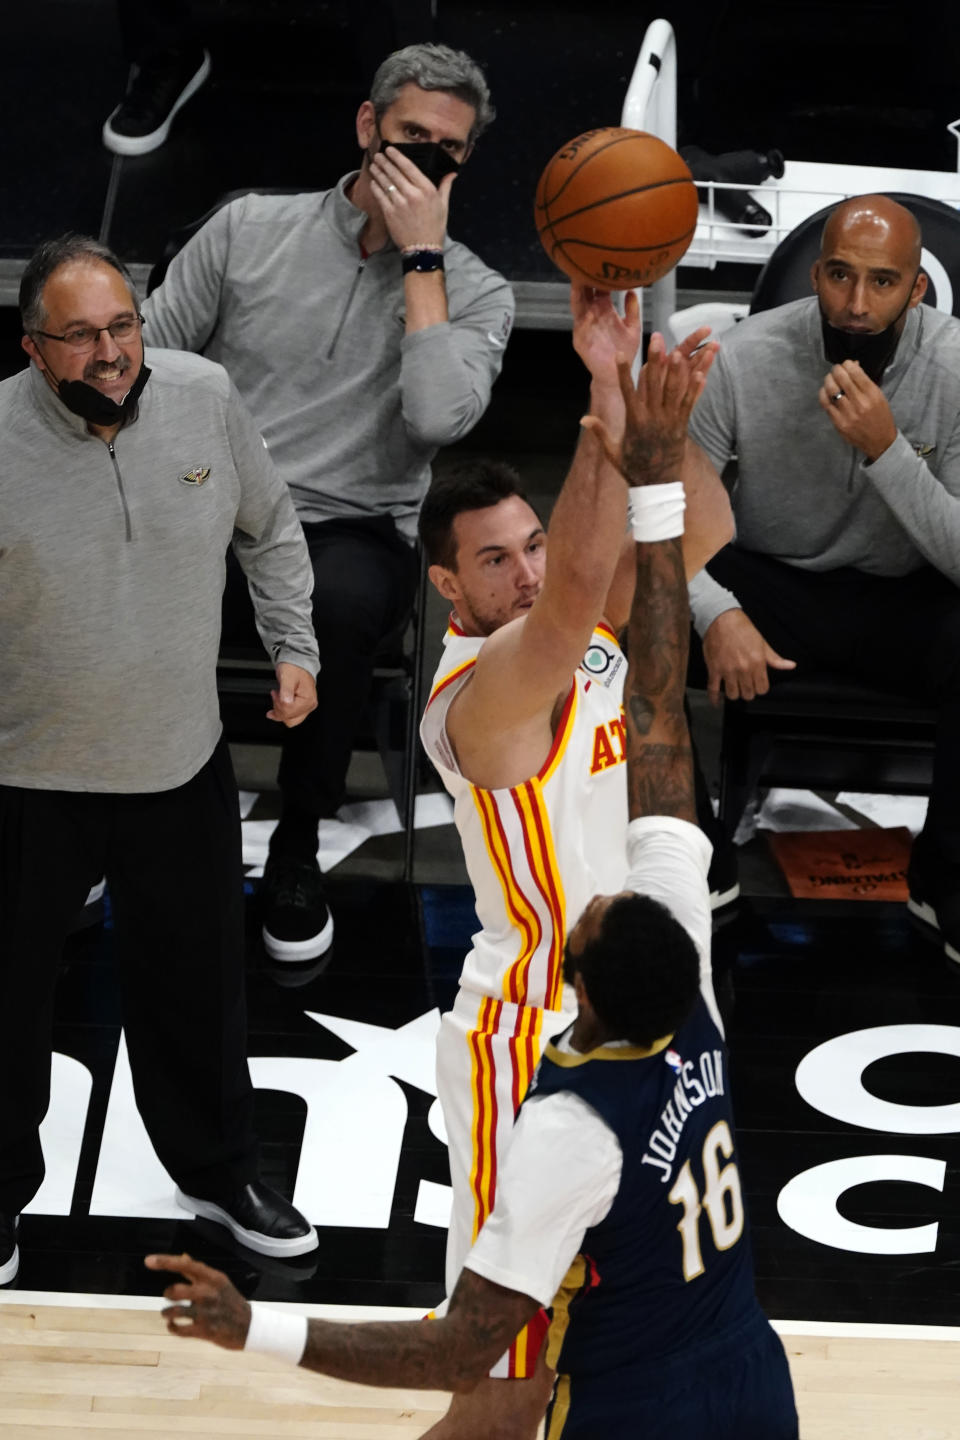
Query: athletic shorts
437,986,573,1379
545,1308,799,1439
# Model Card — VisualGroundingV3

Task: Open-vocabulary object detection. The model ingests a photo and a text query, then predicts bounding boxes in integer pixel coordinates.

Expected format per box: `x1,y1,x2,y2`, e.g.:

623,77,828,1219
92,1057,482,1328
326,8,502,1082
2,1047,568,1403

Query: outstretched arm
484,285,641,671
450,300,725,791
145,1254,538,1392
605,357,720,1019
625,526,695,823
599,335,735,633
442,285,641,788
300,1267,538,1391
599,353,714,823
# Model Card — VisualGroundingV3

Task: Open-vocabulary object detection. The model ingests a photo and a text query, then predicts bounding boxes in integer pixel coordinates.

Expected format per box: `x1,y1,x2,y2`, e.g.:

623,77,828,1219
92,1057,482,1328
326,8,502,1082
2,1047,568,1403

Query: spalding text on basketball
557,130,605,162
601,255,672,285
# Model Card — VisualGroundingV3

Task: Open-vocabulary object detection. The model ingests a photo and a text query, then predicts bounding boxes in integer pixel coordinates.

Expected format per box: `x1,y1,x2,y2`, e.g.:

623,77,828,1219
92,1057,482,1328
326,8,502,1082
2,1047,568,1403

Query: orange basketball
534,127,698,289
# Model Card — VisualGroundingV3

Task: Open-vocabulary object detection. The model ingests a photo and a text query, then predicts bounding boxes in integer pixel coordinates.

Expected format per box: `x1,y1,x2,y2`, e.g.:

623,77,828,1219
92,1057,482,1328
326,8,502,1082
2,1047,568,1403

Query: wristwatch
402,250,445,274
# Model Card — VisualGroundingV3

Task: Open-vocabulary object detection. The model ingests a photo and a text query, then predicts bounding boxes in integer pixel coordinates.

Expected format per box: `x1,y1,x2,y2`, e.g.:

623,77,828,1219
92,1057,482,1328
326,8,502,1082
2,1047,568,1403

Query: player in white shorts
416,284,732,1438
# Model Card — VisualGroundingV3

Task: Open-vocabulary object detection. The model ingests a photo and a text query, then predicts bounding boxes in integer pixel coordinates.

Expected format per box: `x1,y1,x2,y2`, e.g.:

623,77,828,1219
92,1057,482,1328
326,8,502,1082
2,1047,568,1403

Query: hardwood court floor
1,1297,959,1438
0,1296,445,1439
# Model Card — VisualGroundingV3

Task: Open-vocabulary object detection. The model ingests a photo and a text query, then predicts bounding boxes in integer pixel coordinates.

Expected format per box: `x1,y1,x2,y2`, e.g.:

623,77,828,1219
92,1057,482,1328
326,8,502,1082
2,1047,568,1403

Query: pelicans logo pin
179,466,211,486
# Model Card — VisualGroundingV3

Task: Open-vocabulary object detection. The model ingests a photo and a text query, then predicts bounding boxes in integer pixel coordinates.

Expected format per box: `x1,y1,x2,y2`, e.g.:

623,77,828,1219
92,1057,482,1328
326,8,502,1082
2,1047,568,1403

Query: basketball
534,127,698,289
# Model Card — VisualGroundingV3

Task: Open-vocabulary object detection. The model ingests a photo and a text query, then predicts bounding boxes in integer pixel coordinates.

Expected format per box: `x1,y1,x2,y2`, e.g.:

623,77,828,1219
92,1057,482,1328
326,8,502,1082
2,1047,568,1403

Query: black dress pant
0,737,256,1217
696,546,960,864
222,515,420,823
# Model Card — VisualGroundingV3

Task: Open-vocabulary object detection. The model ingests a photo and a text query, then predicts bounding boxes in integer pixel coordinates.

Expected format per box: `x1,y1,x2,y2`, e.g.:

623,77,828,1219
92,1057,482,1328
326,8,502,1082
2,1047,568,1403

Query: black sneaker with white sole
0,1213,19,1286
103,48,211,155
175,1181,318,1258
261,854,334,962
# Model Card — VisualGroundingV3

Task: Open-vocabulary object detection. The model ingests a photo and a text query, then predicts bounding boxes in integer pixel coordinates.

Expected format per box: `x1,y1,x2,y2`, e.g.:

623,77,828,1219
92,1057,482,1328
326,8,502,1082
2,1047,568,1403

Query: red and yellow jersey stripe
421,620,628,1011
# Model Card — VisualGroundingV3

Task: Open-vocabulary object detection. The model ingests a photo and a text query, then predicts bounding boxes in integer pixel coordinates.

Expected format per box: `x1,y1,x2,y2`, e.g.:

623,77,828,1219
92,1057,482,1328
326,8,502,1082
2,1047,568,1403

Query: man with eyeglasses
0,233,321,1287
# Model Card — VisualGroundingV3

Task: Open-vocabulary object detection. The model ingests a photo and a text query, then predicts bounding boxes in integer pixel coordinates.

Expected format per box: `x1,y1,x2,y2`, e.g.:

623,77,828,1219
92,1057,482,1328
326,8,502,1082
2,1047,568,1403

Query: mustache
84,354,132,381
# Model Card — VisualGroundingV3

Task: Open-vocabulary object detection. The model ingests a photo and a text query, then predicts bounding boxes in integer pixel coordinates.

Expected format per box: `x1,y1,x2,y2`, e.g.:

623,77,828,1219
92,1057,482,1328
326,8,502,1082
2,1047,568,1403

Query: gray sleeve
864,428,960,587
141,202,234,352
687,344,739,475
223,384,320,675
687,348,743,635
398,272,515,448
688,568,742,637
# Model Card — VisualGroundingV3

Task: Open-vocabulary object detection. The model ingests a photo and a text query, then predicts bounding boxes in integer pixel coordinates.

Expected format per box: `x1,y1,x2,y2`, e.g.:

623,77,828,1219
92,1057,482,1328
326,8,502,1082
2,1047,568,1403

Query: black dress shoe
0,1213,19,1286
175,1180,318,1258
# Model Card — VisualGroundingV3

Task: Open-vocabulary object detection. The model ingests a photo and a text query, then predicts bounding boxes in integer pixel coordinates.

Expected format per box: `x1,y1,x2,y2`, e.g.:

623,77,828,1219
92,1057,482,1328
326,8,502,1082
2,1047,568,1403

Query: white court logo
27,1010,453,1231
795,1024,960,1134
778,1024,959,1255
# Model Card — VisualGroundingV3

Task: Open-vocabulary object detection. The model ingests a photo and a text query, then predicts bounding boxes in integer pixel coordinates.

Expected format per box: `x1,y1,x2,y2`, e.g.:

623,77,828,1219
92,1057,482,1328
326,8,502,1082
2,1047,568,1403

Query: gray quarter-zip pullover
0,351,318,792
687,297,960,634
142,175,516,541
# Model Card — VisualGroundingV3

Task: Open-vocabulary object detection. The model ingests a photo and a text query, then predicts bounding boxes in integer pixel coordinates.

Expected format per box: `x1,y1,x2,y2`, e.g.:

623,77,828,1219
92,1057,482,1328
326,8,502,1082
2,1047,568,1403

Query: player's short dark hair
418,460,538,570
565,893,701,1047
19,234,139,335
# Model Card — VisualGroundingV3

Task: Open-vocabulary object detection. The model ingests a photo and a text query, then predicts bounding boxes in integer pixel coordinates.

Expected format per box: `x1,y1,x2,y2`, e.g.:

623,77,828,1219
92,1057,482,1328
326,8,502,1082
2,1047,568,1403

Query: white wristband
628,482,686,541
244,1303,309,1364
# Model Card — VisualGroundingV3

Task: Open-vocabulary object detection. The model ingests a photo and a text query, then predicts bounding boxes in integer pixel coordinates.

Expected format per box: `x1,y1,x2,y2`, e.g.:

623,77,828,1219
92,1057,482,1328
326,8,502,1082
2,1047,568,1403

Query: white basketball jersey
421,618,629,1011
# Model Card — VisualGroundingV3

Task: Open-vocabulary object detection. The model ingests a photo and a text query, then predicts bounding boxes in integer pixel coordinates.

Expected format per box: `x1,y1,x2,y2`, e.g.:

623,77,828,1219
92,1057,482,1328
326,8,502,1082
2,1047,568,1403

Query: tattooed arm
589,336,729,633
609,343,713,824
300,1268,539,1390
625,534,695,823
146,1253,539,1391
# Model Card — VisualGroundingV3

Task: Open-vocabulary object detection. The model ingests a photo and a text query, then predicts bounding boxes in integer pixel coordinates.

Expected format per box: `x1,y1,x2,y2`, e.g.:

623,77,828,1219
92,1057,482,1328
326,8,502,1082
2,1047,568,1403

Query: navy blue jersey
526,994,761,1380
546,1308,798,1440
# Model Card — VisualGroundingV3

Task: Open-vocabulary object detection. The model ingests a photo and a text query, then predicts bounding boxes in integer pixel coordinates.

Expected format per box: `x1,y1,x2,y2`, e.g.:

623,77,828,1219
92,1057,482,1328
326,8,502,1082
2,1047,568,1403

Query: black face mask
819,280,918,385
377,135,461,186
55,362,151,426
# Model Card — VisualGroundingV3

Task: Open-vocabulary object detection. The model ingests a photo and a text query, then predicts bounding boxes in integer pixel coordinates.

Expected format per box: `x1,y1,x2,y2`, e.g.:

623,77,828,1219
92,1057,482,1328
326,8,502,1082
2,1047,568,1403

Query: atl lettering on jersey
590,710,626,774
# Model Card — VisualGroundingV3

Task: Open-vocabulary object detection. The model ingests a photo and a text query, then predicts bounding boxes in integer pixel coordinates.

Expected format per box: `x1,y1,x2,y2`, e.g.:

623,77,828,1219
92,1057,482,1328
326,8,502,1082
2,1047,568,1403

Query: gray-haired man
1,233,321,1286
143,43,515,964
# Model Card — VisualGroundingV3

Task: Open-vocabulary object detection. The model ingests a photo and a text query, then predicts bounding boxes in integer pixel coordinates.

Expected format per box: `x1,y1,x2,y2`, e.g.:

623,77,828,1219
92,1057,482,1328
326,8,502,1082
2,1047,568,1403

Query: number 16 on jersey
669,1120,745,1281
